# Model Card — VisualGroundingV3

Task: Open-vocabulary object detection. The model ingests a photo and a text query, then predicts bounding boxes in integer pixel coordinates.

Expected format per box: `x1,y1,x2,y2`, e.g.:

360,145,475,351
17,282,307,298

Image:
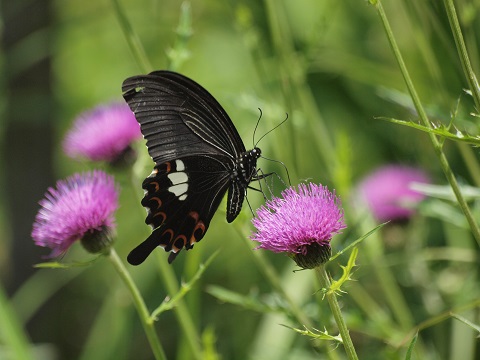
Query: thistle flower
355,165,429,222
63,102,141,163
32,171,119,257
251,183,346,269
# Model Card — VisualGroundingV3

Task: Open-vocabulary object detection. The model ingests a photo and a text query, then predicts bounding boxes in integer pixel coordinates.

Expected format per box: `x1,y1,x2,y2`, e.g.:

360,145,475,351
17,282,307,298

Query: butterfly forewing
122,70,260,264
122,71,245,164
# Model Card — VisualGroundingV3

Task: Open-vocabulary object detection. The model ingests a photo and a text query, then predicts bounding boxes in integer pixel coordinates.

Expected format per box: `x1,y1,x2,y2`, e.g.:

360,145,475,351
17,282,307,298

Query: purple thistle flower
355,165,430,222
32,171,119,257
63,102,141,163
251,183,346,269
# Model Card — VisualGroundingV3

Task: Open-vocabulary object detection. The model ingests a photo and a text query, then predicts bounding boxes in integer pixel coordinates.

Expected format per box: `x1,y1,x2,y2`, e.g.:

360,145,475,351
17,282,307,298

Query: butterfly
122,71,262,264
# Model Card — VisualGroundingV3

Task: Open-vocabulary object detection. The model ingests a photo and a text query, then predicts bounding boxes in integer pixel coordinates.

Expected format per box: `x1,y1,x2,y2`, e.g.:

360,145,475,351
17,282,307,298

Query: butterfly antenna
252,108,263,147
254,113,289,148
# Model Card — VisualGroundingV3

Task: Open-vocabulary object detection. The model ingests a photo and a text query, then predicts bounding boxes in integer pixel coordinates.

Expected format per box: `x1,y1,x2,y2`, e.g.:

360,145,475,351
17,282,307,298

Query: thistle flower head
356,165,429,222
63,102,141,163
31,171,119,256
251,183,346,268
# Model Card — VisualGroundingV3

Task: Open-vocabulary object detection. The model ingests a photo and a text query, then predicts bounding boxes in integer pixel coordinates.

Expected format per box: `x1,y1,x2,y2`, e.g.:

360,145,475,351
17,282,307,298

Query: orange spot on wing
151,197,162,208
194,221,206,234
165,162,171,173
153,211,166,224
151,181,160,192
173,235,187,252
189,211,199,221
162,228,174,241
190,221,206,246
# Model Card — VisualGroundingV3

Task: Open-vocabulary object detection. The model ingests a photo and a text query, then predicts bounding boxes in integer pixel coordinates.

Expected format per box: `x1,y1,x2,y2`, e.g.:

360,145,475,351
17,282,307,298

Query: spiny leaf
379,117,480,146
282,325,342,343
329,247,358,295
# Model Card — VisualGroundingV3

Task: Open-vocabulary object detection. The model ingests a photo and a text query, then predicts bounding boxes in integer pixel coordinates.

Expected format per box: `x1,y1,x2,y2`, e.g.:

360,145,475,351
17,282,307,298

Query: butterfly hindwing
127,155,232,265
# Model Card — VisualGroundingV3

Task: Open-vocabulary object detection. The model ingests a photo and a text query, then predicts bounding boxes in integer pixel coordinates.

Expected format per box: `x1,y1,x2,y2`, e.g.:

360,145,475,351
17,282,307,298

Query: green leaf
151,251,218,320
281,324,342,343
405,332,418,360
451,313,480,335
411,182,480,201
206,286,282,314
330,222,387,262
329,247,358,295
34,256,102,269
379,117,480,146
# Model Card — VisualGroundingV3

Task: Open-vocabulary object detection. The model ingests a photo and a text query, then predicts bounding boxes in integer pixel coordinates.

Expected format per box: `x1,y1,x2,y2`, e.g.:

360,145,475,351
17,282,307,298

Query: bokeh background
1,0,479,359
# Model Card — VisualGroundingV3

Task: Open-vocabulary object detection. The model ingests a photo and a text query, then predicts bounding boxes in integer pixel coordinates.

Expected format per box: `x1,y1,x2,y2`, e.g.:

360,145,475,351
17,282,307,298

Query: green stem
363,226,414,330
442,0,480,111
155,257,203,360
106,248,167,360
111,0,152,73
263,0,336,180
374,1,480,247
0,282,32,360
128,168,203,360
316,266,359,360
166,1,193,72
237,225,312,327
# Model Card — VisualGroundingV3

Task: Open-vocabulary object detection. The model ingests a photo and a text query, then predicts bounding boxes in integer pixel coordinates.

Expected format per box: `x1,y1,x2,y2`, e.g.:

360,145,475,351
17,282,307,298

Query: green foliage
281,325,342,344
405,333,418,360
381,117,480,147
328,247,358,296
1,0,480,359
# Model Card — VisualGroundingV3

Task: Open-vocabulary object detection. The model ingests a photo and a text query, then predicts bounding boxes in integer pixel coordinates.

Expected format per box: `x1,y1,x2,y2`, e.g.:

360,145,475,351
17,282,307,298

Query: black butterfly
122,71,261,264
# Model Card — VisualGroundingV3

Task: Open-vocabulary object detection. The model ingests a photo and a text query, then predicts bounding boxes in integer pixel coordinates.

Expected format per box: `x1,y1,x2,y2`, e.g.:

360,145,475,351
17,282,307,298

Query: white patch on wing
168,183,189,199
167,161,189,201
168,171,188,185
175,159,185,171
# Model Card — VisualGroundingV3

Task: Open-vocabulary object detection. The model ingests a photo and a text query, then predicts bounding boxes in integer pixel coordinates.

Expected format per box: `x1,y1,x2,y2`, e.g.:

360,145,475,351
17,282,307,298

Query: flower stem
111,0,152,73
238,226,312,327
106,248,167,360
316,265,359,360
155,257,203,360
374,0,480,247
442,0,480,111
0,282,32,360
128,168,203,359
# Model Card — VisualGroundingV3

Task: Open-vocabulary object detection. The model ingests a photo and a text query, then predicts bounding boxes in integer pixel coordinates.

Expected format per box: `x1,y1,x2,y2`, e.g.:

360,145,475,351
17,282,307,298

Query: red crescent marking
151,181,160,192
190,221,206,245
165,162,171,173
188,211,199,221
172,235,187,252
162,228,174,240
153,211,166,224
151,196,162,208
194,221,206,234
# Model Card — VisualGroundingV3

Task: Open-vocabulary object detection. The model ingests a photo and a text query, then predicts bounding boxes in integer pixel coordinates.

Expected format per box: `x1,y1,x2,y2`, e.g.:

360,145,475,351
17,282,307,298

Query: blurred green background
1,0,479,359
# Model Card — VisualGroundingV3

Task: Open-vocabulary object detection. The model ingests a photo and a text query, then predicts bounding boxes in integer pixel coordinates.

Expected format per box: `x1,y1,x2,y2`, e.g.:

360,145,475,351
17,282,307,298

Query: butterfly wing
127,155,231,265
122,70,246,164
122,71,250,264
